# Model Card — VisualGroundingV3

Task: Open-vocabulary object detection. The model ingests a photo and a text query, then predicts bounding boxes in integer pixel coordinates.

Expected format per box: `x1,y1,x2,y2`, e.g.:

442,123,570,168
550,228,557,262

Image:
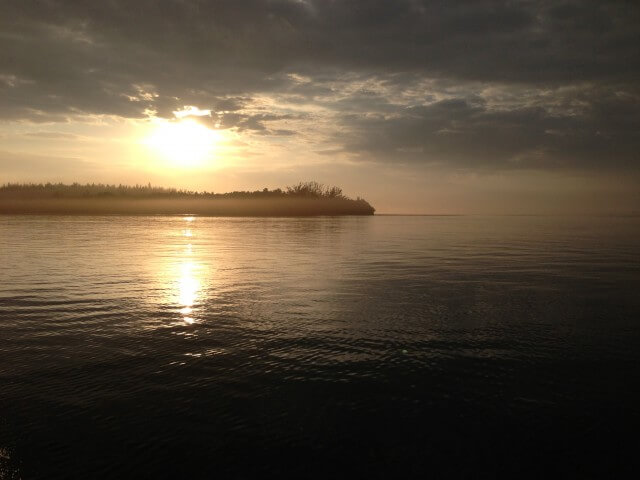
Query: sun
145,118,221,167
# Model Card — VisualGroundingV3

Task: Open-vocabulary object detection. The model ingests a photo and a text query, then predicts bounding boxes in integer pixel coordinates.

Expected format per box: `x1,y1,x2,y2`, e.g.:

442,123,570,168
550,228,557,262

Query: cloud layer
1,0,639,172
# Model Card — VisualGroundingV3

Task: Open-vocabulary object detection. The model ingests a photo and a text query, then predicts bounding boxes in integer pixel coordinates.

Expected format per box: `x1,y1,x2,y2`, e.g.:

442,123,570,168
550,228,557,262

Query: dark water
1,215,639,479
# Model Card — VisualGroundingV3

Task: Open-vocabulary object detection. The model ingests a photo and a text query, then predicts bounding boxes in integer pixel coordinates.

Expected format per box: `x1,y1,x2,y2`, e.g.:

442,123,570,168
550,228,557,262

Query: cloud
332,88,640,170
22,132,78,139
0,0,638,172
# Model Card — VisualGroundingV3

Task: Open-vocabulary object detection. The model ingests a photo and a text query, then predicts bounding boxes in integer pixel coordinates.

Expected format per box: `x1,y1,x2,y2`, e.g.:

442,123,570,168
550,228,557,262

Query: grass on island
0,181,375,216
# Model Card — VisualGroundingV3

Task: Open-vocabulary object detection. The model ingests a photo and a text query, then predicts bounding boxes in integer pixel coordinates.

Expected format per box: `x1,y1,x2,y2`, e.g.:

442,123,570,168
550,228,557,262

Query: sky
1,0,639,214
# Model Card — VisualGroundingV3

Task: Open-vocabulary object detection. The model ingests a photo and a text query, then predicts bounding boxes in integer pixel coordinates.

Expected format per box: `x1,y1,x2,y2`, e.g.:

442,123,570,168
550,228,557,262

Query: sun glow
145,118,221,167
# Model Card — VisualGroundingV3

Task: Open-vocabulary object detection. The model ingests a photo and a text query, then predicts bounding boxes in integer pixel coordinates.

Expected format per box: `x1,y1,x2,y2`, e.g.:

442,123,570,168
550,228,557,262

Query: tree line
0,181,364,201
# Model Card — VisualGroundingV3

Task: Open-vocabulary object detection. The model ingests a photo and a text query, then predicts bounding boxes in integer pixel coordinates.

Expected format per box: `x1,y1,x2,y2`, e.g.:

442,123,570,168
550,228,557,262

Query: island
0,181,375,216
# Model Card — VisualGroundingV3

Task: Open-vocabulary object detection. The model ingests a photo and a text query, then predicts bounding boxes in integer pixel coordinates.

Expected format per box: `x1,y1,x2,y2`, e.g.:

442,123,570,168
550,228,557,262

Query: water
1,215,639,478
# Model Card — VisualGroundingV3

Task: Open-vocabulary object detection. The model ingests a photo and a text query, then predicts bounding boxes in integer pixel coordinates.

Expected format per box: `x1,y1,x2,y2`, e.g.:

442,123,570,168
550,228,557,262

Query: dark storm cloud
1,0,639,170
208,111,299,134
335,91,640,169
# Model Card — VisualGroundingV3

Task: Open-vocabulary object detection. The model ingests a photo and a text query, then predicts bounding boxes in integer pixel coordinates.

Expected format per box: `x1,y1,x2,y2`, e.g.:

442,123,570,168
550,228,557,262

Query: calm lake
1,215,639,478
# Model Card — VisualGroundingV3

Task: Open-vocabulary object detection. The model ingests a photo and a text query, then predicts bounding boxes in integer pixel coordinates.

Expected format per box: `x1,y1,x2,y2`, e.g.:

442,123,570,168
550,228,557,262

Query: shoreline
0,197,375,216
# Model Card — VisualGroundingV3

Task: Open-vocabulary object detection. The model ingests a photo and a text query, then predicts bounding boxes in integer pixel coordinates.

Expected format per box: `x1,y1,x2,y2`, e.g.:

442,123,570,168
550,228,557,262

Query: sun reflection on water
174,216,204,325
178,260,199,324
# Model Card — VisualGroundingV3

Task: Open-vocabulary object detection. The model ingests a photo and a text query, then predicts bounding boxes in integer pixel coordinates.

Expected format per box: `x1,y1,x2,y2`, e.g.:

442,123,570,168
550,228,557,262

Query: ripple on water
1,215,640,478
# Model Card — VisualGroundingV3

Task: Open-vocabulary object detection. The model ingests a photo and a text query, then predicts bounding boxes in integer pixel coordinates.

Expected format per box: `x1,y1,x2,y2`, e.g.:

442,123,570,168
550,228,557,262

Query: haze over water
1,215,640,478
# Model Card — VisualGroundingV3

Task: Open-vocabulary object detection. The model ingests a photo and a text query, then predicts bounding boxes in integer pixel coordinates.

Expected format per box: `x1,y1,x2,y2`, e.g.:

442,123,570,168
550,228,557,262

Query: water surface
1,215,639,478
